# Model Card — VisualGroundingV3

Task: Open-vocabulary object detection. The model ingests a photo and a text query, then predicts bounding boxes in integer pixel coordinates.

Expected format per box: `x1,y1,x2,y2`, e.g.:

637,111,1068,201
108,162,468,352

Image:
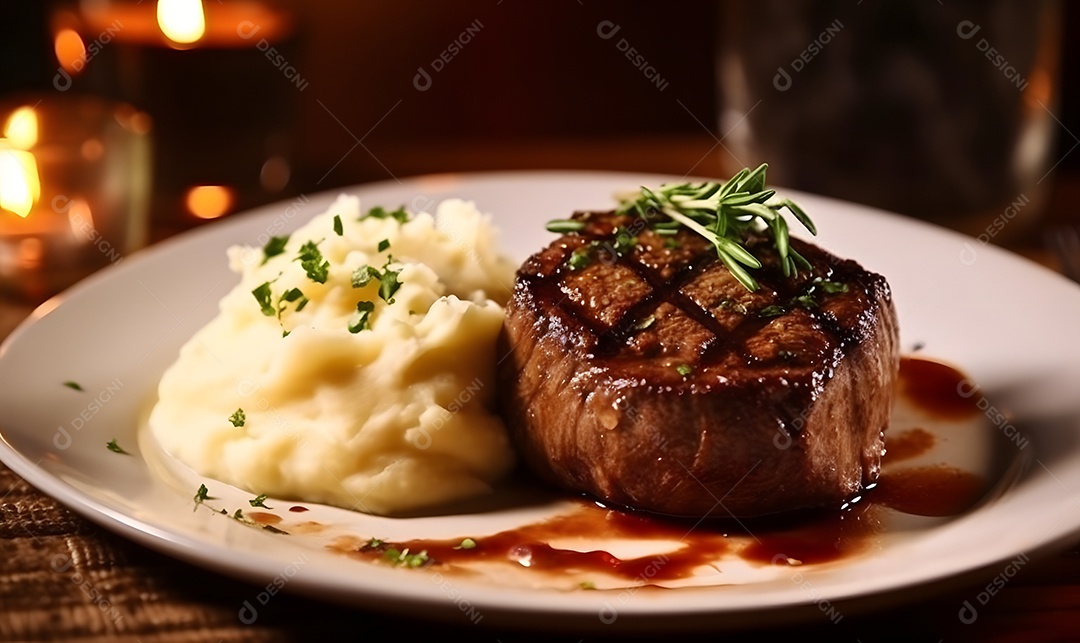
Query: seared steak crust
498,210,899,517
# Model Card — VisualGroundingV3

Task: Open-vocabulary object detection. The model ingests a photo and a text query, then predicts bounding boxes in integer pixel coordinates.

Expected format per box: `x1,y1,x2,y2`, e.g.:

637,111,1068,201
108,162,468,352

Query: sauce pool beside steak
329,357,996,583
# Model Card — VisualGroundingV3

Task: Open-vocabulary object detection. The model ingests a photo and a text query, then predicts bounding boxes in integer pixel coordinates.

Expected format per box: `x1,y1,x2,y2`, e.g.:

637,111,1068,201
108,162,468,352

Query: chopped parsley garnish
106,439,130,455
351,265,378,288
564,232,638,271
296,240,329,284
718,299,749,315
278,287,309,318
361,538,430,567
675,364,693,377
193,491,289,534
63,381,83,391
793,278,848,312
817,279,849,294
333,215,343,236
377,238,390,252
230,508,288,534
249,494,271,509
229,408,246,427
378,266,402,304
351,258,402,304
363,205,409,223
252,282,276,316
262,235,289,264
755,279,848,319
193,483,215,510
384,547,431,568
348,301,376,333
453,538,477,550
567,246,592,270
611,226,638,255
352,265,378,287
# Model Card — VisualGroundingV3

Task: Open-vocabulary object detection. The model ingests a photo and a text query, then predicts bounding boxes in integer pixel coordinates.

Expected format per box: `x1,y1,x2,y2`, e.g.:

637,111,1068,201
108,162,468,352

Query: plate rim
2,169,1079,631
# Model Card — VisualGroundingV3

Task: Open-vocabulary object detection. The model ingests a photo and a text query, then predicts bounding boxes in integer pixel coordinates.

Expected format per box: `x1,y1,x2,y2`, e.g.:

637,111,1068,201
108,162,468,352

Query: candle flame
4,106,38,150
0,147,41,218
55,28,88,75
186,185,234,219
157,0,206,45
0,106,41,217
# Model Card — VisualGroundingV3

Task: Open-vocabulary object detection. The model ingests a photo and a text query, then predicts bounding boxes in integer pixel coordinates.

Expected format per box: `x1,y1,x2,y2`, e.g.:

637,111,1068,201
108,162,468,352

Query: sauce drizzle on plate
324,357,1000,584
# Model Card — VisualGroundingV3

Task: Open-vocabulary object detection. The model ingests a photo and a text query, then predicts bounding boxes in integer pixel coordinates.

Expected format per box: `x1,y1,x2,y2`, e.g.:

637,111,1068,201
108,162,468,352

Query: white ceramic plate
2,171,1080,632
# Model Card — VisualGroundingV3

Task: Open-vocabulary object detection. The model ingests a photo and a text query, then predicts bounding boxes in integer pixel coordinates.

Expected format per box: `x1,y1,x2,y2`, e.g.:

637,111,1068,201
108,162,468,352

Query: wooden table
2,139,1079,642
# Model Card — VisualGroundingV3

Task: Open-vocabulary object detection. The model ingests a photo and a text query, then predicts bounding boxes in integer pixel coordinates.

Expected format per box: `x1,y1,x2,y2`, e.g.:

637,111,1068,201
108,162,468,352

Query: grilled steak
497,210,899,518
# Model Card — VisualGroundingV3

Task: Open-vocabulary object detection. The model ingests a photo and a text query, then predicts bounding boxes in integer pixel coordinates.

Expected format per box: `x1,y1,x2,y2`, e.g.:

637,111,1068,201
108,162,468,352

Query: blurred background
0,4,1078,639
0,0,1076,308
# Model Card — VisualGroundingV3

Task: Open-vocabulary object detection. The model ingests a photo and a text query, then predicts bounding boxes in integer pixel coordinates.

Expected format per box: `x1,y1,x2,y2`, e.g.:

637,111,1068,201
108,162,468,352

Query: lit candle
0,97,151,302
77,0,294,49
51,1,300,228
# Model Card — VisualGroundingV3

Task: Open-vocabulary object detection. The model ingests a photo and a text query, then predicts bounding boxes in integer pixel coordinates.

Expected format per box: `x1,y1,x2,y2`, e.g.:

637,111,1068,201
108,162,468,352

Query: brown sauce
386,506,729,582
290,521,327,535
338,501,886,582
871,466,986,517
883,427,936,463
899,356,982,419
735,502,880,566
324,356,992,582
342,462,983,580
246,511,282,525
288,505,309,513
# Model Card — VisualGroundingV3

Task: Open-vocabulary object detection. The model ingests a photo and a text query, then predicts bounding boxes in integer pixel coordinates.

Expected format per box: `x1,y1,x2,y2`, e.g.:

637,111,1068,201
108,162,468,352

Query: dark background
0,3,1078,641
4,0,1073,207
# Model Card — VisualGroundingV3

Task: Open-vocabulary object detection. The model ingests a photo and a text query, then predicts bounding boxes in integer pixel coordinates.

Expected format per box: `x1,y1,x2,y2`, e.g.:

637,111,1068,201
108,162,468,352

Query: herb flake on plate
106,439,130,455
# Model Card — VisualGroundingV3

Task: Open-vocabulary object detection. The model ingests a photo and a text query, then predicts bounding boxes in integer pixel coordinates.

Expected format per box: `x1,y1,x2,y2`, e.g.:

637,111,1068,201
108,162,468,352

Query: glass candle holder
0,94,151,302
718,0,1061,242
50,0,301,230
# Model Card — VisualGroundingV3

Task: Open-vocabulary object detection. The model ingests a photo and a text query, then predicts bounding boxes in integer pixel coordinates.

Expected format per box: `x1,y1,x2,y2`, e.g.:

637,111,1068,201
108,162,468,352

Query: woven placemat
6,438,1080,642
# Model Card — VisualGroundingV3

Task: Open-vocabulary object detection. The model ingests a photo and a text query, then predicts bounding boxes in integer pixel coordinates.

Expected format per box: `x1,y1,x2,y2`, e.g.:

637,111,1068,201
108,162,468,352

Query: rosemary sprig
615,163,816,291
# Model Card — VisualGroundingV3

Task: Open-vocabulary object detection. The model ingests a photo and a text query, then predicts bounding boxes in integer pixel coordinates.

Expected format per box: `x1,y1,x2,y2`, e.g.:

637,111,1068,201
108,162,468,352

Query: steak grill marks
500,209,900,517
518,212,859,369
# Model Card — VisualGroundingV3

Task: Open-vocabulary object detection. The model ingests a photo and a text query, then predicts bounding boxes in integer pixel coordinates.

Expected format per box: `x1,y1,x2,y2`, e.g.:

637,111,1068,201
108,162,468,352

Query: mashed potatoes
149,195,518,515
